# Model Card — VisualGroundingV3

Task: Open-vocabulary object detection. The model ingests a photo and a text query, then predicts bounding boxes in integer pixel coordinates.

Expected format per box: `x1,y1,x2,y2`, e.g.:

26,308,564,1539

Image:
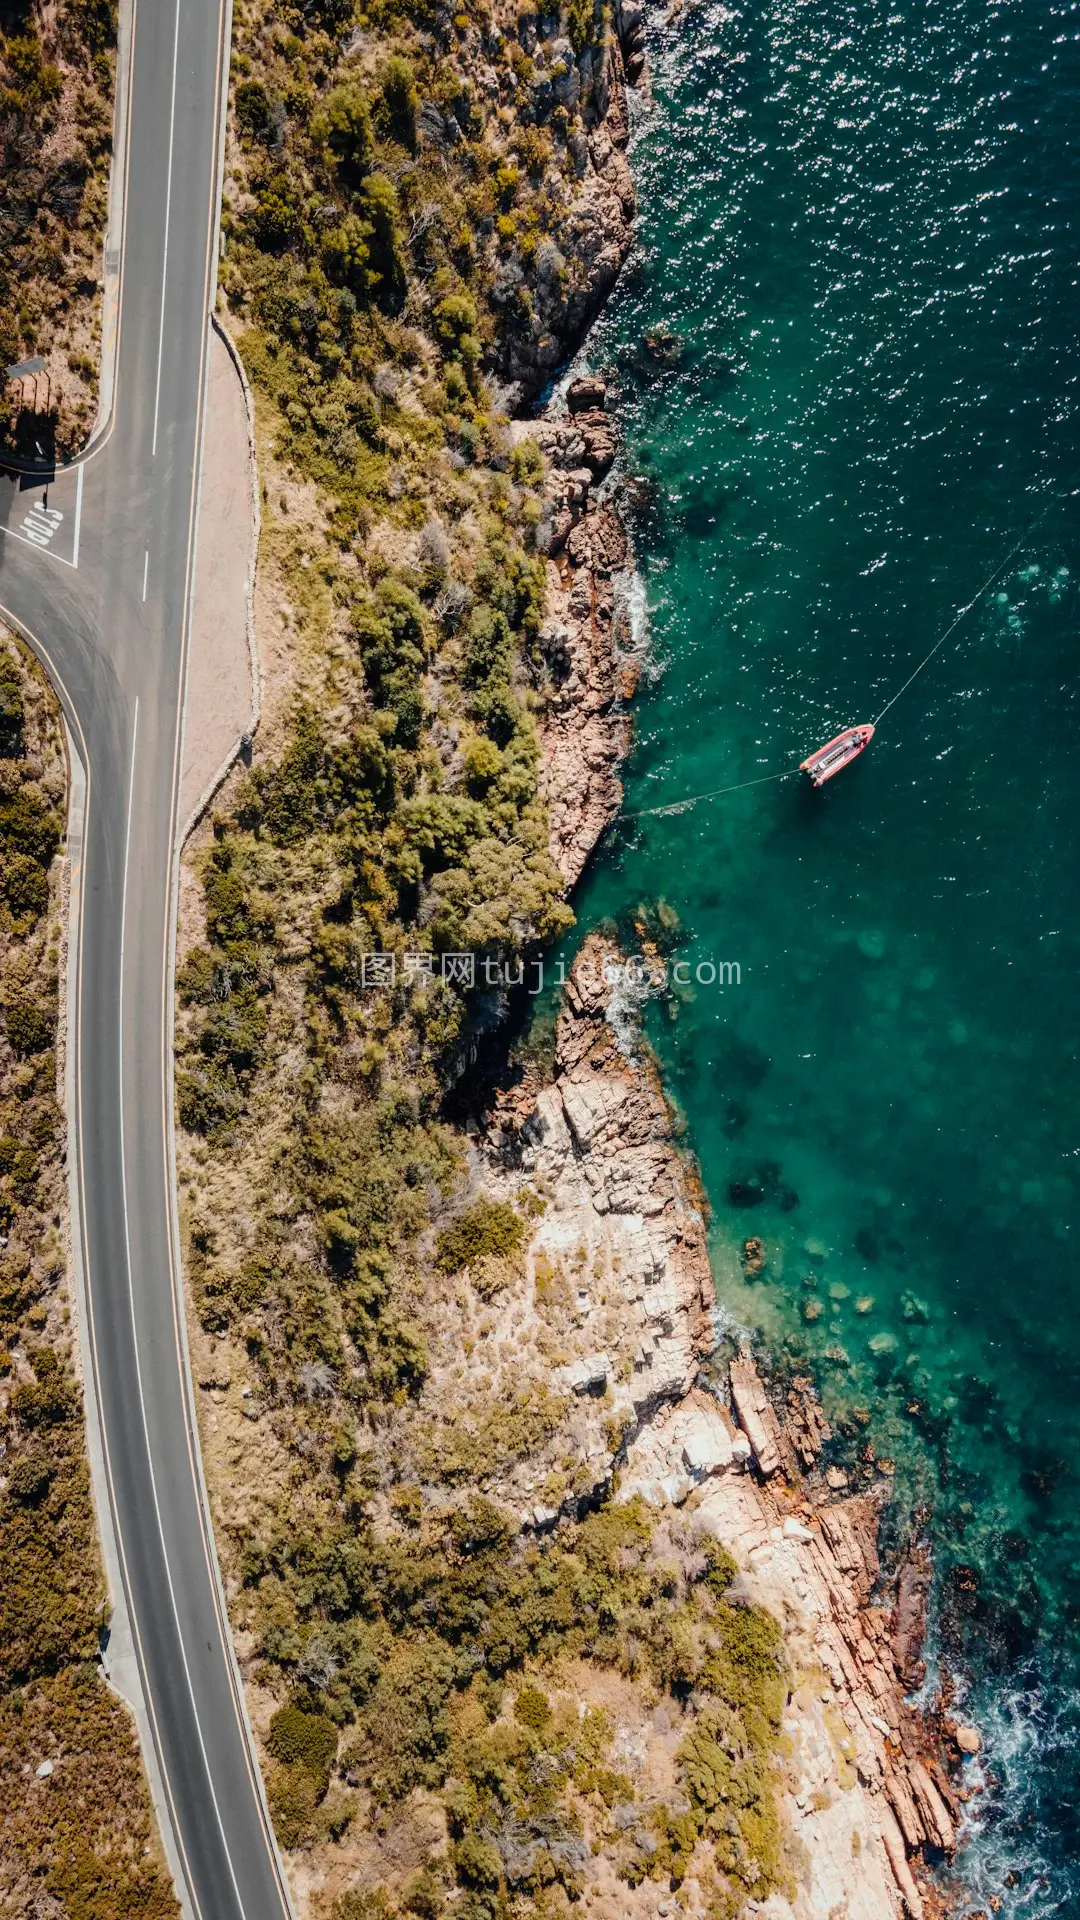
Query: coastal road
0,1,294,1916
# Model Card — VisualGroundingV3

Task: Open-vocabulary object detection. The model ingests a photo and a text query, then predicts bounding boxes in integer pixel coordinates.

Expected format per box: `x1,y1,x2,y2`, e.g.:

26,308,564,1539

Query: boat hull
800,724,875,786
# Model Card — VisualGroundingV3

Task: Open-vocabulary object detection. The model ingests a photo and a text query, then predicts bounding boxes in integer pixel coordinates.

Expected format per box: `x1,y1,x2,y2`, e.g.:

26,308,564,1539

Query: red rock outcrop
518,380,639,887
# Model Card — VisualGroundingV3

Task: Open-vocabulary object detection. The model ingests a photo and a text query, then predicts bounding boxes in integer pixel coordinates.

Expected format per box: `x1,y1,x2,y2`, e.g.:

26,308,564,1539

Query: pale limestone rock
618,1387,738,1506
730,1340,785,1476
783,1516,815,1543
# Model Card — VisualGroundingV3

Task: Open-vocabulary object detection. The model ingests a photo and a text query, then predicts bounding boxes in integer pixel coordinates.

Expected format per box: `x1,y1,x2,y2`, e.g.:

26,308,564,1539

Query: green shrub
1,851,50,921
351,1634,456,1802
432,293,480,368
462,734,502,794
235,78,278,144
510,437,544,486
436,1199,525,1274
256,704,325,847
198,982,268,1077
176,1063,243,1136
0,787,62,867
62,0,118,54
4,993,52,1057
315,82,374,182
251,181,296,252
513,1684,551,1732
566,0,598,54
2,33,64,118
267,1704,339,1792
333,1889,397,1920
702,1536,739,1595
464,604,512,686
700,1598,786,1730
202,846,274,952
0,652,24,756
379,55,417,150
7,1452,51,1504
454,1830,502,1890
267,1761,320,1849
402,1867,445,1917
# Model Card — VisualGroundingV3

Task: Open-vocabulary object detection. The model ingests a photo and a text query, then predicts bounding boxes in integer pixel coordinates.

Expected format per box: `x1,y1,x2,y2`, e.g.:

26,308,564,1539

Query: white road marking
118,698,246,1920
72,459,84,569
0,477,80,568
151,0,183,459
0,521,72,563
21,502,63,547
142,550,149,602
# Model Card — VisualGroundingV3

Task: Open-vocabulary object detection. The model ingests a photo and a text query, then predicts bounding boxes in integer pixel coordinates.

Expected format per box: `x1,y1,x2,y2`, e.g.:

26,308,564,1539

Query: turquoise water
572,0,1080,1905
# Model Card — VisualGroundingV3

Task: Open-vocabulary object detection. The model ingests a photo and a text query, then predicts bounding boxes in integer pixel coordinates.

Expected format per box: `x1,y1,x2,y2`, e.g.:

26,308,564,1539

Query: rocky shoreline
474,938,977,1919
529,374,639,888
495,2,644,889
478,30,981,1909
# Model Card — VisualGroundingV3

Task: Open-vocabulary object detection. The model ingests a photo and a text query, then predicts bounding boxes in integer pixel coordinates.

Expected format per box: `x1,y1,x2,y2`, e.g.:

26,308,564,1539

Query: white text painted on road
21,503,63,548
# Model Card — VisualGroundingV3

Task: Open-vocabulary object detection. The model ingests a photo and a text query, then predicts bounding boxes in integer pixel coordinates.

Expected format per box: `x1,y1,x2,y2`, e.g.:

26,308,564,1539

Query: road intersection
0,0,294,1914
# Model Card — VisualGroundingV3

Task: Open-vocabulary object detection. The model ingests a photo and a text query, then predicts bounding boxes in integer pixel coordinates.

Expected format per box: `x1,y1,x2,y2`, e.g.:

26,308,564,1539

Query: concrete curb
90,0,135,445
178,313,262,847
59,722,196,1920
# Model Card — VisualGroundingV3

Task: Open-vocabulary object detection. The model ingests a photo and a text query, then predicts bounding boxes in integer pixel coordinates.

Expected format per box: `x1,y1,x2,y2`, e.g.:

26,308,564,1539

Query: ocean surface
567,0,1080,1906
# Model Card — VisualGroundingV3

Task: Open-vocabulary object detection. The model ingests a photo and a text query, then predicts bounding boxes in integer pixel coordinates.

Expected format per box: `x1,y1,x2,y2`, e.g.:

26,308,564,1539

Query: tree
380,56,417,152
433,292,480,371
315,83,374,183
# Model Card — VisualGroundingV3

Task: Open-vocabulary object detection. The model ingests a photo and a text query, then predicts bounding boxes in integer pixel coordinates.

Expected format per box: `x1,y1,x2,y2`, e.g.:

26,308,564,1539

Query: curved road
0,1,294,1915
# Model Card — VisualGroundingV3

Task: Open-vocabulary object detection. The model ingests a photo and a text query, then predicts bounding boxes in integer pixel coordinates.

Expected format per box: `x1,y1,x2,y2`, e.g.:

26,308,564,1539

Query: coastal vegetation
173,0,792,1911
0,634,177,1917
0,0,117,454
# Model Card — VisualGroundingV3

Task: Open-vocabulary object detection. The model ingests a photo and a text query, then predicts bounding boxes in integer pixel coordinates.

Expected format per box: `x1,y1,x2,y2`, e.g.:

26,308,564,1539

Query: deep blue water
569,0,1080,1905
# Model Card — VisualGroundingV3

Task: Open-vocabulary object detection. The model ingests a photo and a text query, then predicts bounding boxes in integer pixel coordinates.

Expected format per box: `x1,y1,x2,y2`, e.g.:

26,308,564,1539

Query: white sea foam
602,956,653,1060
952,1670,1076,1917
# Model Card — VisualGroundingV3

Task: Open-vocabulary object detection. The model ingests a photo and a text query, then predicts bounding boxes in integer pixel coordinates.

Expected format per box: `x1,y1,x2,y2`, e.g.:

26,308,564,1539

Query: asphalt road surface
0,1,294,1914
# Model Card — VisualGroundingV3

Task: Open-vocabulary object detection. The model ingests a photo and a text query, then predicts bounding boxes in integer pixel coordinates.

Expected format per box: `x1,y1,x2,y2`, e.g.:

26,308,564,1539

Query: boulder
564,1351,610,1395
567,374,607,413
782,1516,814,1543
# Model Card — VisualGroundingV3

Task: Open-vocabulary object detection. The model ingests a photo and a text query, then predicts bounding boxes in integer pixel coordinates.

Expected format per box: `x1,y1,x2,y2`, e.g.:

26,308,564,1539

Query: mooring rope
621,470,1080,823
871,475,1076,725
624,768,795,821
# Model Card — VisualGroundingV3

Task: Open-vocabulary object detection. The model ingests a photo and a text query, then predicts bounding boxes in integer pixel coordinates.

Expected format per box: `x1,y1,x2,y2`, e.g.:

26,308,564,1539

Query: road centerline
151,0,182,460
118,697,247,1920
72,458,84,567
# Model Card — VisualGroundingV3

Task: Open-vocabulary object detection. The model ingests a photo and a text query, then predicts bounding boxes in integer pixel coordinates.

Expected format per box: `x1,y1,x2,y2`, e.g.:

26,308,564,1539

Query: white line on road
151,0,182,459
118,697,247,1920
72,460,84,569
142,550,149,602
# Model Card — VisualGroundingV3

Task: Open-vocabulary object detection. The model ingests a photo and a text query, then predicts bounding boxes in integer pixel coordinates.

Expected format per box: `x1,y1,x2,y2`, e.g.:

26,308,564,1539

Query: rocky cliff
472,937,970,1920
